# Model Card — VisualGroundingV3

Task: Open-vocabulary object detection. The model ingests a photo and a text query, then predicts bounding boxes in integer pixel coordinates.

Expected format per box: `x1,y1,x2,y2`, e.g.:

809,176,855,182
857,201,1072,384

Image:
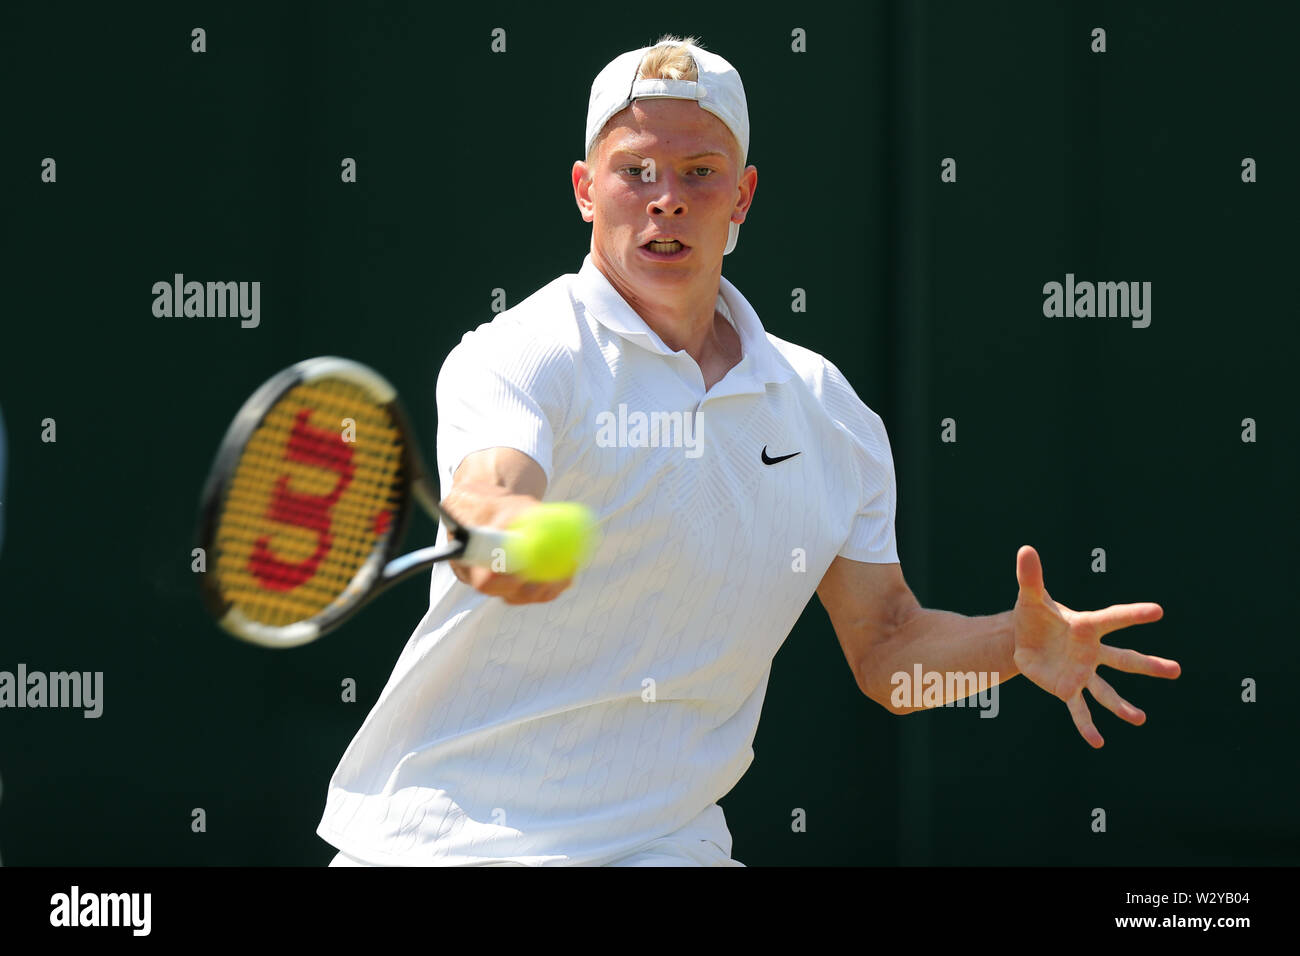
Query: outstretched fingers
1100,644,1181,679
1016,545,1046,598
1066,692,1105,749
1087,673,1146,726
1086,602,1164,637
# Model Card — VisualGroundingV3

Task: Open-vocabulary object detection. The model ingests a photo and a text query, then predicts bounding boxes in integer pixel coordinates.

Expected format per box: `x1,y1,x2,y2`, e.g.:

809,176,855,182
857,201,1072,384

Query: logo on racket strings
248,408,355,591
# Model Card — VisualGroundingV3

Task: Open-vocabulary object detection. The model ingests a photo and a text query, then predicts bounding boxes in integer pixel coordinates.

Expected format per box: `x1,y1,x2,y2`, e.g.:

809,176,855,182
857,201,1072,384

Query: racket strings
213,379,405,626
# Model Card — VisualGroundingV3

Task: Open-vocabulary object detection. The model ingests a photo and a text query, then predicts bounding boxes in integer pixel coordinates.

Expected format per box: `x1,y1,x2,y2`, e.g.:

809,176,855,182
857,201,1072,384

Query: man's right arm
441,446,571,605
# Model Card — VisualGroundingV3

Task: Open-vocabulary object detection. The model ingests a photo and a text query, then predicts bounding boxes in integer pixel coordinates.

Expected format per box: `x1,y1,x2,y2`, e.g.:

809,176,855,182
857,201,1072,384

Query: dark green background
1,1,1295,865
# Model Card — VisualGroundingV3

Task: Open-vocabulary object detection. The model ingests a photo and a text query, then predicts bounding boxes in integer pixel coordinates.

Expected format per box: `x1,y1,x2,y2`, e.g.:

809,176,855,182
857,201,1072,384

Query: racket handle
458,527,517,569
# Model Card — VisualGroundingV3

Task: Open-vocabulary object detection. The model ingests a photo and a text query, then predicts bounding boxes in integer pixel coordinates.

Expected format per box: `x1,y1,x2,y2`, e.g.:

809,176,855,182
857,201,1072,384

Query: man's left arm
817,547,1180,747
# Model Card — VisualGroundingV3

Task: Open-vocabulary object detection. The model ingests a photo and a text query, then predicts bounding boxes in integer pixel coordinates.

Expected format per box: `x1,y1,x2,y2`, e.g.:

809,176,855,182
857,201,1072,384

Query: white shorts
601,835,743,867
327,805,744,867
329,841,743,867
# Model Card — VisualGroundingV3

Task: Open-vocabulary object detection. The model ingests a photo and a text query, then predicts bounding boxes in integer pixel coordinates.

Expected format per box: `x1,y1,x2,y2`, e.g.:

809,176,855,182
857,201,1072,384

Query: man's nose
647,175,687,217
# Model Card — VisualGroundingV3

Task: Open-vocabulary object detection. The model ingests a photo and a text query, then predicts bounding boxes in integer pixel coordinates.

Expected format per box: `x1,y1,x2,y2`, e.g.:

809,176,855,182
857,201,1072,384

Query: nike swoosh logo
761,446,802,465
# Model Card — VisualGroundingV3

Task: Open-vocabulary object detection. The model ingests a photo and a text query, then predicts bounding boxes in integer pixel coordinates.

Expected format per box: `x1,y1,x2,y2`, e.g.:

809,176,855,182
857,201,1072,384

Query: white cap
585,41,750,255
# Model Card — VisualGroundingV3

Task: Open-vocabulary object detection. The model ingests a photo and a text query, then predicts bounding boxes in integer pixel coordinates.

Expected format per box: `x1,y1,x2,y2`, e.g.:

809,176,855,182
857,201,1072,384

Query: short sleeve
820,359,899,564
434,323,576,491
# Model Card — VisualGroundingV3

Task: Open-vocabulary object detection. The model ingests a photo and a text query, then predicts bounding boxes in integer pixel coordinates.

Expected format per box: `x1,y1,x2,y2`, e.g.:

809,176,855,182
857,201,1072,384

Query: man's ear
572,161,595,223
731,164,758,226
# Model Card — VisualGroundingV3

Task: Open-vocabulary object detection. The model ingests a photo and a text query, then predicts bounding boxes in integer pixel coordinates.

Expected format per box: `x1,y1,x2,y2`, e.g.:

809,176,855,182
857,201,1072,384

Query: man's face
573,98,756,298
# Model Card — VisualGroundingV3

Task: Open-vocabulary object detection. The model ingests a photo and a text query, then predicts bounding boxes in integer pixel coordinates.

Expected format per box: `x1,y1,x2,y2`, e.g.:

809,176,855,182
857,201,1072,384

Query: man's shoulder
761,330,887,433
761,329,841,398
442,272,585,376
719,274,853,401
459,272,582,344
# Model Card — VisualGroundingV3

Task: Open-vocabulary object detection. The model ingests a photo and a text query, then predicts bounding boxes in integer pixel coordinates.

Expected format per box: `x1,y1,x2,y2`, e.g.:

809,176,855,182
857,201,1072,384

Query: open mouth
642,238,687,255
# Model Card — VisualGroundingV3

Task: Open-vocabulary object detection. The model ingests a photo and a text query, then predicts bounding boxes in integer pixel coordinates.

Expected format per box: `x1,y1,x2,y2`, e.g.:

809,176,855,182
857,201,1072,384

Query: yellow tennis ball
507,502,598,583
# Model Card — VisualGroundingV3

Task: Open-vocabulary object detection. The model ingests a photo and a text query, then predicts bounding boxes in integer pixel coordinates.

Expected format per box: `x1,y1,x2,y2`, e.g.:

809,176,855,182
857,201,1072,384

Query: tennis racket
195,356,587,648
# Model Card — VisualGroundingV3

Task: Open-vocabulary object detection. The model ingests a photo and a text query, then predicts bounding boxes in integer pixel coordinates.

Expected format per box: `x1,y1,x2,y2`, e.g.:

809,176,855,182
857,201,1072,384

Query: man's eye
621,166,644,176
693,167,715,177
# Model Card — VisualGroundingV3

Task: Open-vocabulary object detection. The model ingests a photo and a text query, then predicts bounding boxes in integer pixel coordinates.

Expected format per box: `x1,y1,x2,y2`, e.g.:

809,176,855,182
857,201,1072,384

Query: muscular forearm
865,607,1018,713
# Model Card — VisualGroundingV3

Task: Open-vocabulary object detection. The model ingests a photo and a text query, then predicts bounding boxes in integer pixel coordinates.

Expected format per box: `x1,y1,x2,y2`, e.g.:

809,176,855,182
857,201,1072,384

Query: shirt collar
574,254,794,387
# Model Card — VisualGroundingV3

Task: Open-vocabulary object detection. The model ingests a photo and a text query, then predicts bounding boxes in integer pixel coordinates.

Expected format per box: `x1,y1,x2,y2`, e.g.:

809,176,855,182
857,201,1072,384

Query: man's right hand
441,447,573,605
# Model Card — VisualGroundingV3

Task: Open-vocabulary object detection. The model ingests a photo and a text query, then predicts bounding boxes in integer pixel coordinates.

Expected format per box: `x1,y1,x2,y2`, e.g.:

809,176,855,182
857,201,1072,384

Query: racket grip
458,527,516,570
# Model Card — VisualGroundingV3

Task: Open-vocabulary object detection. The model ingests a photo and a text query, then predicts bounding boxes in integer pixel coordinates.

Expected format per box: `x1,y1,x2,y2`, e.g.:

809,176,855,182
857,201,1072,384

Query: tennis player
317,36,1180,866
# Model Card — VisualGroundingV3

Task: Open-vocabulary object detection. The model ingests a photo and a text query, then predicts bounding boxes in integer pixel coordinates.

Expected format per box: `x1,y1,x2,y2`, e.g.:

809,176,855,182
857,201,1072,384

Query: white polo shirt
316,254,899,865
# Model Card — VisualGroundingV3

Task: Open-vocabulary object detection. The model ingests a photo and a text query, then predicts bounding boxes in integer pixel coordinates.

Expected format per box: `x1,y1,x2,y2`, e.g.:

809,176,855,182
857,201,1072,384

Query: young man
317,37,1179,867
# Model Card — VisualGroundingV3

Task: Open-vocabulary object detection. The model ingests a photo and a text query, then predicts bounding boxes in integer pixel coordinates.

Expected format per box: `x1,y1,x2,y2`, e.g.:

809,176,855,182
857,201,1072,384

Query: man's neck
592,252,739,373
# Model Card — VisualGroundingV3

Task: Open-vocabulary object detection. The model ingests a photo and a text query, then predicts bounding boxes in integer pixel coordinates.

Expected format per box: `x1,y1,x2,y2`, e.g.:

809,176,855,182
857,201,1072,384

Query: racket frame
196,356,494,649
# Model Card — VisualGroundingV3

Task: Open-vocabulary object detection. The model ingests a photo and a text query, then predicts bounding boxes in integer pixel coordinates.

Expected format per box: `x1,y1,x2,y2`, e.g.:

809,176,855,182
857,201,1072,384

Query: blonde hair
585,35,705,165
636,35,701,82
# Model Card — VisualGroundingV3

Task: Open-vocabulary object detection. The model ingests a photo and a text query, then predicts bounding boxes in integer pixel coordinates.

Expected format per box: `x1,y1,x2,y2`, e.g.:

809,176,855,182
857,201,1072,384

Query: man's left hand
1012,545,1180,748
